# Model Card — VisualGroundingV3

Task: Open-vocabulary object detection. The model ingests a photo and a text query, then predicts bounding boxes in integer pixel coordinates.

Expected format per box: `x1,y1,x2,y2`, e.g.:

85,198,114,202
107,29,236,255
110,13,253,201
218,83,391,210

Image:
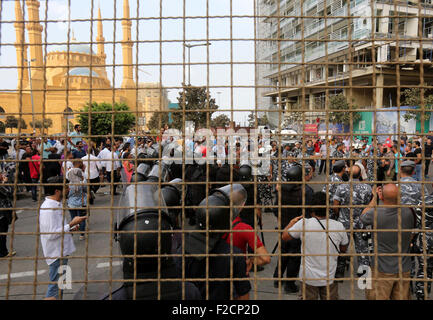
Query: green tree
5,116,27,133
211,114,230,128
173,86,218,130
78,102,135,140
247,112,269,127
147,111,170,131
402,87,433,122
30,118,53,133
328,93,361,125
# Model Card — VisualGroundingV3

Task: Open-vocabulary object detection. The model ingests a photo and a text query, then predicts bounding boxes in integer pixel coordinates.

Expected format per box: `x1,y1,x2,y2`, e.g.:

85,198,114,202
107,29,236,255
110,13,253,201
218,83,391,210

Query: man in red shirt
224,216,271,274
29,149,41,202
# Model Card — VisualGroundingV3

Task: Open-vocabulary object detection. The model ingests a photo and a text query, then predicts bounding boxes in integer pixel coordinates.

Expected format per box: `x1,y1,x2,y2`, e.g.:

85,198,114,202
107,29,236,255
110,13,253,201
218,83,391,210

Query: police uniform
176,239,251,300
400,176,426,206
333,180,373,267
322,173,343,219
331,149,345,160
177,185,251,300
273,165,304,293
105,265,202,300
366,159,375,181
413,194,433,300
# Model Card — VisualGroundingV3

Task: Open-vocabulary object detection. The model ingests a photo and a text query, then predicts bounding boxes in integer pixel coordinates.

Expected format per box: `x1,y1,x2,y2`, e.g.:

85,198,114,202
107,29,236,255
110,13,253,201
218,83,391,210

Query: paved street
0,172,431,300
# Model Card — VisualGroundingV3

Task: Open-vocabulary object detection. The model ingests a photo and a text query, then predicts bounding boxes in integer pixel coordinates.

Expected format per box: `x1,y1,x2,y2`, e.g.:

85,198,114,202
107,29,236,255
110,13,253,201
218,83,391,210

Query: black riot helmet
130,162,151,182
281,164,302,193
119,212,173,278
161,178,182,228
116,163,172,276
282,165,303,182
238,163,252,182
185,184,247,260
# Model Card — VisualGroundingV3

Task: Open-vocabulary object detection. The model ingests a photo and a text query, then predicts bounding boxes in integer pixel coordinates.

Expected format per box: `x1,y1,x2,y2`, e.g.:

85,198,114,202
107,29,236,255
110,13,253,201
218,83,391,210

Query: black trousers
425,159,431,176
106,171,119,194
273,237,301,283
319,159,326,174
0,217,9,257
90,177,101,193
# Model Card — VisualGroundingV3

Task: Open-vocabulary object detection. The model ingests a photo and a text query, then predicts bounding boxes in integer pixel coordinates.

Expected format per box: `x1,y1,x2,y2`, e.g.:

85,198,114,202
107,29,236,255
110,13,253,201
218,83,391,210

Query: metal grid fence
0,0,432,300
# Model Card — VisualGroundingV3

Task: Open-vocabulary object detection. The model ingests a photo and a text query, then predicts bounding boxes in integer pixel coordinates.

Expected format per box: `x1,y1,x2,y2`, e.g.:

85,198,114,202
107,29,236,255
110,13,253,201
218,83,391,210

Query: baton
271,226,280,254
259,216,265,247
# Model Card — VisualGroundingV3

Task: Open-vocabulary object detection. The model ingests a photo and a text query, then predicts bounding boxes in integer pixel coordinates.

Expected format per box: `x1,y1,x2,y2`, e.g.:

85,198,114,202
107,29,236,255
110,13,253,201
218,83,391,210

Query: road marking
0,261,122,281
0,269,46,280
96,261,122,269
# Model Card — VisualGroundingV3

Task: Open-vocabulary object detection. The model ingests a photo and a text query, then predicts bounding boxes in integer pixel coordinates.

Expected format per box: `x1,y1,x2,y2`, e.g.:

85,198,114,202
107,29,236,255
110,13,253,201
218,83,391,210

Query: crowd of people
1,124,433,301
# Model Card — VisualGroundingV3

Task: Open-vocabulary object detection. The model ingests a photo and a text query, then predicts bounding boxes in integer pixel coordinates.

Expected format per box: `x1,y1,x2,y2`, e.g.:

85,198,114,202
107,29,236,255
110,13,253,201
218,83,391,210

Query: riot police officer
400,160,426,206
333,164,373,276
175,184,251,300
108,165,201,300
414,194,433,300
73,165,201,300
273,165,303,294
322,160,347,219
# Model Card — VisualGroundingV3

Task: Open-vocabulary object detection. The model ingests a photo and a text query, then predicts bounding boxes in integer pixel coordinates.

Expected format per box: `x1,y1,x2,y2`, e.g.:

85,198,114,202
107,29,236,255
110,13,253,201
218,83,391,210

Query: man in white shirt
39,175,86,300
98,144,121,195
82,148,103,204
282,191,349,300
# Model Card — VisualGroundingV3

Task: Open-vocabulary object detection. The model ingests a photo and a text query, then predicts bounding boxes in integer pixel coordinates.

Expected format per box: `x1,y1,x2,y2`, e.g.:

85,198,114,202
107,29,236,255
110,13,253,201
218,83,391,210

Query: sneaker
79,235,85,241
1,251,17,258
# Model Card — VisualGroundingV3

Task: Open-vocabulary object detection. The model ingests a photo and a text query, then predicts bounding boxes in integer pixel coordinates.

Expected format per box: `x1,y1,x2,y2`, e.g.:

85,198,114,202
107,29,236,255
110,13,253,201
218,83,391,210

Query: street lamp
183,42,211,85
24,58,36,135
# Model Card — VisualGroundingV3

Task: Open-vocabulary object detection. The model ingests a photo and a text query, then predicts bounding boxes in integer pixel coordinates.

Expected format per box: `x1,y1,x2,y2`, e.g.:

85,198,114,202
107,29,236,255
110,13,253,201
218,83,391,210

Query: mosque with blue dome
1,0,143,134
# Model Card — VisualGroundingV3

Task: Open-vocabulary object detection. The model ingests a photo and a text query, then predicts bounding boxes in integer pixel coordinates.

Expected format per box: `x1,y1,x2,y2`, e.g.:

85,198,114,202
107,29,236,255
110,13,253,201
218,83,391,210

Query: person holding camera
282,192,348,300
0,172,15,258
39,176,87,300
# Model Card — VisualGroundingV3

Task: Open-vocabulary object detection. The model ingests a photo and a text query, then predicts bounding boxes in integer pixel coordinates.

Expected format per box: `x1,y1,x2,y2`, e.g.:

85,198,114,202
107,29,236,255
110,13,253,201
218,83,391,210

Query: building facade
257,0,433,127
0,0,166,134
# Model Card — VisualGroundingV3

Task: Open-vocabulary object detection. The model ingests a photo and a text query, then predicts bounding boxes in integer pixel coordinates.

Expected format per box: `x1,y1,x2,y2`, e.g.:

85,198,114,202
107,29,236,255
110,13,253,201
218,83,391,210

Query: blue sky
0,0,257,124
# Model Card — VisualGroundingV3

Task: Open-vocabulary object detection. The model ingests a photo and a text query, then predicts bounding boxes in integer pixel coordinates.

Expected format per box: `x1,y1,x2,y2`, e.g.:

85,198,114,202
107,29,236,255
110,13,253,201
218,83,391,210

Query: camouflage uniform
322,173,343,220
333,180,373,267
400,176,426,206
401,175,427,292
291,147,302,159
413,195,433,300
332,149,345,160
366,159,375,181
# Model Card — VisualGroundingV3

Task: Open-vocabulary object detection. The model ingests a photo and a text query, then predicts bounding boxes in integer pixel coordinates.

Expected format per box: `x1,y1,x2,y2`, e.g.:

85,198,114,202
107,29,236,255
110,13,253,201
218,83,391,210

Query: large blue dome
50,44,95,55
68,67,99,77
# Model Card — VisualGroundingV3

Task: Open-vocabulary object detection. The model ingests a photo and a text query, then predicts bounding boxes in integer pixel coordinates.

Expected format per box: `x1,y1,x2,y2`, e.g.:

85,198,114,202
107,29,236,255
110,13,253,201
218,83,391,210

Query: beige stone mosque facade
0,0,167,134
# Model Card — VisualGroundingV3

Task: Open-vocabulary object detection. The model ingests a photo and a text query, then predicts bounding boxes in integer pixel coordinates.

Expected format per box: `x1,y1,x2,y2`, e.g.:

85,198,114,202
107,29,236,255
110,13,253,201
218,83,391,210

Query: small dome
68,67,99,77
50,44,95,55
